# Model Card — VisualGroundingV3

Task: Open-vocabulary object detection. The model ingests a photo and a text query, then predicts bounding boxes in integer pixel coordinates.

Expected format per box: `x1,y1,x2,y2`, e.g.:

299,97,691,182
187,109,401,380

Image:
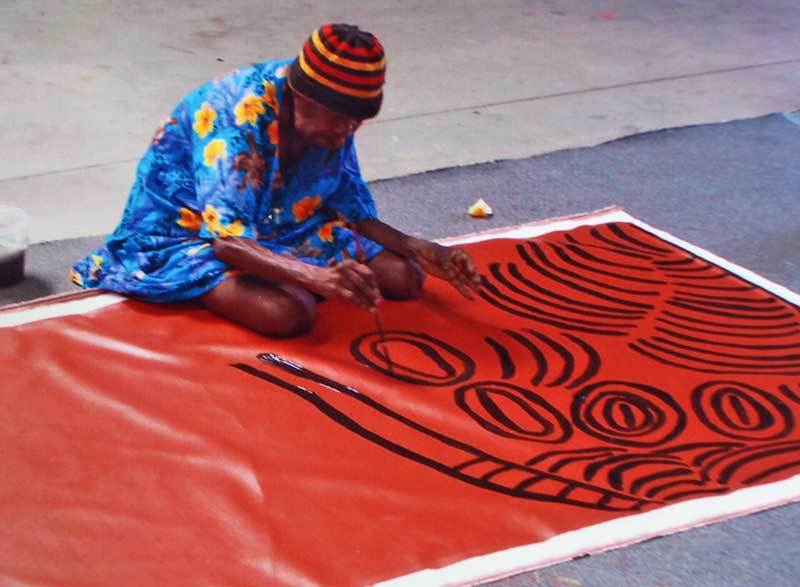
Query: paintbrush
351,224,395,377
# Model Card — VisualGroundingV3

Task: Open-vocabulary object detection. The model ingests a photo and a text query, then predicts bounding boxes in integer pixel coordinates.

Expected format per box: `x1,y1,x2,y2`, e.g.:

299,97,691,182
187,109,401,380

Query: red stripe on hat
303,44,384,88
326,26,384,59
319,24,383,63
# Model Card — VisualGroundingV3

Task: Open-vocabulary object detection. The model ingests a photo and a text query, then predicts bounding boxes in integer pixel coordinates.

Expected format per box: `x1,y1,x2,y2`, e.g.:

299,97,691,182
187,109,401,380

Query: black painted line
654,326,800,351
523,329,574,387
484,336,516,379
518,243,655,308
493,263,642,320
549,242,667,285
650,336,800,363
503,329,548,385
507,262,646,316
528,241,661,298
562,242,658,272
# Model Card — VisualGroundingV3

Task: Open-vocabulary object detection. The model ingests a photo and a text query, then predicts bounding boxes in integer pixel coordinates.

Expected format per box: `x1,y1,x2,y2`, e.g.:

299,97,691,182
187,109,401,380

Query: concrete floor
1,1,799,241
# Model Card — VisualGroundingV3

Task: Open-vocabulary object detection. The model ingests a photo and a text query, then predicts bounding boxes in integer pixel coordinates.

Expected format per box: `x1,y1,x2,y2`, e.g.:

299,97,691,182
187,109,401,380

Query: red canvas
2,209,799,586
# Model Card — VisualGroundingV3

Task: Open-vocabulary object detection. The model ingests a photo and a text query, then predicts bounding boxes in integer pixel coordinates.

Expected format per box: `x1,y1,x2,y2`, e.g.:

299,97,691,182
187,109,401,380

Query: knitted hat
288,23,385,119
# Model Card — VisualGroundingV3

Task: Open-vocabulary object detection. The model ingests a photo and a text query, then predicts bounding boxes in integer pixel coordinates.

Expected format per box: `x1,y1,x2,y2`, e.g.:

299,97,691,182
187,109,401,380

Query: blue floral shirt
72,58,382,302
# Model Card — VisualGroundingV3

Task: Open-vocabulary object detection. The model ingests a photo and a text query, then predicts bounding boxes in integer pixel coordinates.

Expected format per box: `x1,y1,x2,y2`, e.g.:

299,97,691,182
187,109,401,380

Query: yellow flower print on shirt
263,81,279,113
203,139,227,167
292,195,322,222
193,102,217,138
177,207,202,231
234,93,266,126
202,204,222,232
201,204,246,237
318,220,345,243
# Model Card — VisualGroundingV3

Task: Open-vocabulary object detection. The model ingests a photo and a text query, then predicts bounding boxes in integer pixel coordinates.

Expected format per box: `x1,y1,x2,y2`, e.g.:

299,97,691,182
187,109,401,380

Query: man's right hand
316,259,382,309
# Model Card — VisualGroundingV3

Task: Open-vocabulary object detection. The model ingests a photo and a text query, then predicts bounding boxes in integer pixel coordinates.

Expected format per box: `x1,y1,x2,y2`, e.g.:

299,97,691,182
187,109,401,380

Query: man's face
291,90,363,150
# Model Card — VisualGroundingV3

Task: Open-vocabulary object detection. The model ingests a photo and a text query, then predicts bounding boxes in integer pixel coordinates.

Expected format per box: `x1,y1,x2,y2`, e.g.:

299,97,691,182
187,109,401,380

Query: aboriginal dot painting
2,210,799,587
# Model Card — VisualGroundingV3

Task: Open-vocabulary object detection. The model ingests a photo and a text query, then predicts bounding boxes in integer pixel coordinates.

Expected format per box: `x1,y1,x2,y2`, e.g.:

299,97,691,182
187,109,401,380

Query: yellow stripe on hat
298,52,383,99
311,29,386,72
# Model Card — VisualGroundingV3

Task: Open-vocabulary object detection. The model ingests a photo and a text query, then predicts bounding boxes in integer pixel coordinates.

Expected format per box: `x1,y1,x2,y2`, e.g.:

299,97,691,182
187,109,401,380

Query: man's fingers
336,261,381,307
451,249,482,290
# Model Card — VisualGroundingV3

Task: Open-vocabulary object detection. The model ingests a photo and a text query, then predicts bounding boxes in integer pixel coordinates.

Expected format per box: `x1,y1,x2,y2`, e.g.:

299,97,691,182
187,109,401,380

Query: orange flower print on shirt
203,139,227,168
202,204,222,233
318,220,345,243
267,120,279,146
193,102,217,138
263,81,279,113
177,207,202,231
234,93,266,126
292,195,322,222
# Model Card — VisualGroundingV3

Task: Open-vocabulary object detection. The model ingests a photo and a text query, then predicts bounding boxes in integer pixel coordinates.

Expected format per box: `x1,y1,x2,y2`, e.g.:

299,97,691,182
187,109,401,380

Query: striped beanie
288,23,385,119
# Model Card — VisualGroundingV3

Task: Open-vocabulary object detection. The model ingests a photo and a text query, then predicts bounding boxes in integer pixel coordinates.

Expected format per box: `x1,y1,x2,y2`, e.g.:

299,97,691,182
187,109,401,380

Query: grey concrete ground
1,1,799,241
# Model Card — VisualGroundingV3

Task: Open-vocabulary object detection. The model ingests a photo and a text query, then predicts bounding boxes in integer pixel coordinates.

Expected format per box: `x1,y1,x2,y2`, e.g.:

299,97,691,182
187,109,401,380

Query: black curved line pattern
549,243,667,285
234,357,646,511
667,300,794,320
522,329,574,387
589,227,657,258
611,223,675,255
525,447,617,468
525,241,661,298
517,244,655,309
503,329,548,385
506,263,647,317
672,289,779,304
563,333,602,389
484,336,515,379
716,443,800,484
779,384,800,404
630,339,800,375
583,453,680,483
478,278,632,336
455,381,573,443
654,326,800,351
650,336,800,364
670,296,787,313
692,381,795,441
656,316,800,340
565,232,653,260
572,381,687,447
744,460,800,484
608,459,691,491
661,487,729,501
562,242,658,271
629,467,696,495
351,331,475,385
493,263,643,320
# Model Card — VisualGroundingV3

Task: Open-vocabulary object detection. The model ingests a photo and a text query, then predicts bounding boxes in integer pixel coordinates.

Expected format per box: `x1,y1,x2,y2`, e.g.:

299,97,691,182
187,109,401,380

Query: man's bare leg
201,275,317,338
368,251,424,300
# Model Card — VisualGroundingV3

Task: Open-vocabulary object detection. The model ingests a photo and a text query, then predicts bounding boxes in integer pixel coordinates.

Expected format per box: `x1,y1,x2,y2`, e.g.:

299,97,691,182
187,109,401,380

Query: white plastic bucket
0,205,29,286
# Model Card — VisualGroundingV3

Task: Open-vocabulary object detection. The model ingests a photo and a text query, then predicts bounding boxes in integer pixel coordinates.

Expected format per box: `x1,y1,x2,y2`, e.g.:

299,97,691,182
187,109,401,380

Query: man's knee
269,286,317,337
372,253,424,301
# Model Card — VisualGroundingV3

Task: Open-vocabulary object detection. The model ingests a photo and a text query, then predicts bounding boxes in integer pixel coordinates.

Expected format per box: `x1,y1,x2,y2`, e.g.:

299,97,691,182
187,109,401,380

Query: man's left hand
413,241,482,300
